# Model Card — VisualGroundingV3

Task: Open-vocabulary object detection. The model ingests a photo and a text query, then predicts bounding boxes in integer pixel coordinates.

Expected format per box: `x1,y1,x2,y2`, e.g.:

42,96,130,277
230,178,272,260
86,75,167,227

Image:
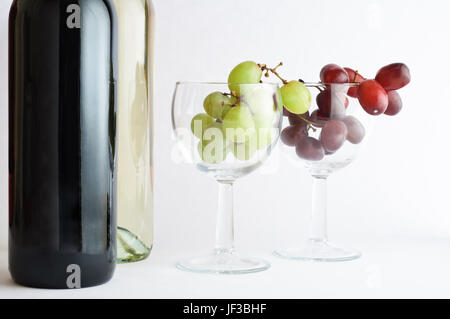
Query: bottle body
9,0,118,288
113,0,154,262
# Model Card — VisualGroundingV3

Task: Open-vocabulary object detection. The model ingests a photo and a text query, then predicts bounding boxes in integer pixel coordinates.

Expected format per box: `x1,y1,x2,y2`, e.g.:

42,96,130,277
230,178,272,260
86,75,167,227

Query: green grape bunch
190,60,311,164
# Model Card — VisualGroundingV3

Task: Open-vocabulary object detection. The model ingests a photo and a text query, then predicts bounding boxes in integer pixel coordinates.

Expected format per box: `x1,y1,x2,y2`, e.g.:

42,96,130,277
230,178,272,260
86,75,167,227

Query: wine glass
275,82,373,262
172,82,282,274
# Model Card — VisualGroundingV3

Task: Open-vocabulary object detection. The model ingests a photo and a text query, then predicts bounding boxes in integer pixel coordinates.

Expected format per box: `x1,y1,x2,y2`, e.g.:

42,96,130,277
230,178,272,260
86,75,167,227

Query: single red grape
296,136,325,161
384,91,403,116
320,120,348,153
357,80,388,115
343,116,365,144
375,63,411,91
316,89,347,118
320,64,349,84
281,125,308,147
344,67,365,98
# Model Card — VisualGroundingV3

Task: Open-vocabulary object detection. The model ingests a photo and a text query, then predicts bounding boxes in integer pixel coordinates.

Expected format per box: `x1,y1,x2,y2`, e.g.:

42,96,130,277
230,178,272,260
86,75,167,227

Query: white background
1,0,450,298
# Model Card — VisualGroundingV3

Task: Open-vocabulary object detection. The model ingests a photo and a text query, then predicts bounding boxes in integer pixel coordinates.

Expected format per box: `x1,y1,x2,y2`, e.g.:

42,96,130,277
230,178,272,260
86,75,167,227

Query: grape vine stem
297,114,320,131
258,62,289,85
222,92,240,107
352,70,359,83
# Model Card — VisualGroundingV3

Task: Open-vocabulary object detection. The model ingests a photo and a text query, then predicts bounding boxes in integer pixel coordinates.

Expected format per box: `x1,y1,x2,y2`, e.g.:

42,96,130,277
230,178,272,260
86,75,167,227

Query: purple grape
296,136,325,161
384,91,403,116
320,120,348,153
316,89,347,119
343,116,365,144
281,125,307,147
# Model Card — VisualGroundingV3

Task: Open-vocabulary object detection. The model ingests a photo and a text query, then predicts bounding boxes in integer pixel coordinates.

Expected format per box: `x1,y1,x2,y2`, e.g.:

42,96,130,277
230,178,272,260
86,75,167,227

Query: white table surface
0,234,449,299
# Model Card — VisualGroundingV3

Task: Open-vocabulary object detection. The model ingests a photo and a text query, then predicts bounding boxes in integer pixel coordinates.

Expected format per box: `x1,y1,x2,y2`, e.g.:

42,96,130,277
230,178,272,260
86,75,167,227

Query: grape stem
222,101,237,107
258,62,289,85
352,70,359,83
223,91,239,99
222,92,240,107
307,124,317,133
296,114,320,130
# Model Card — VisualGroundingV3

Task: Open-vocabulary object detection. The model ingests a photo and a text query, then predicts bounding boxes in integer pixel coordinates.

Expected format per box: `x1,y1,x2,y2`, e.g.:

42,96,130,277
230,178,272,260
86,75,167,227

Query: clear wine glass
275,82,373,262
172,82,282,274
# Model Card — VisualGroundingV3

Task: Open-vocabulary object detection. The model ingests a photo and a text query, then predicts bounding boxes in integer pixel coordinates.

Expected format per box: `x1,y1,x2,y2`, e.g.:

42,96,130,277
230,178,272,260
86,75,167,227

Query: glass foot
176,250,270,274
117,227,152,263
274,239,361,262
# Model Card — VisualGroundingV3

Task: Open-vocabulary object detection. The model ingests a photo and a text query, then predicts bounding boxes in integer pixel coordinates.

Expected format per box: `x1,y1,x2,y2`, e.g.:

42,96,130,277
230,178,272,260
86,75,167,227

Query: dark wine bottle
9,0,118,289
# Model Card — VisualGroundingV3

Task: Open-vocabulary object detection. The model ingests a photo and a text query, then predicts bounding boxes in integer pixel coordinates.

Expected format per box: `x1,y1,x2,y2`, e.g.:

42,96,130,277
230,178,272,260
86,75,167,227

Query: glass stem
214,180,235,254
310,176,328,242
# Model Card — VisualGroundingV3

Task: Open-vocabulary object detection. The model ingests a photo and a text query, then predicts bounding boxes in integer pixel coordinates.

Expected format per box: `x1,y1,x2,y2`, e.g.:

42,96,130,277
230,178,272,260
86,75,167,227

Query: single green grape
280,81,311,114
231,141,257,161
203,92,236,119
198,122,228,164
222,103,256,143
228,61,262,96
191,113,214,139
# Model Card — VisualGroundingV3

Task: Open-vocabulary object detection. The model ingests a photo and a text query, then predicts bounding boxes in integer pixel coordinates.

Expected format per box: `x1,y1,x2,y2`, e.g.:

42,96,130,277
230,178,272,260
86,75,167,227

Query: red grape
384,91,403,116
375,63,411,91
343,116,365,144
344,67,365,98
357,80,388,115
320,120,348,153
281,125,308,147
320,64,349,84
316,89,347,118
296,136,325,161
